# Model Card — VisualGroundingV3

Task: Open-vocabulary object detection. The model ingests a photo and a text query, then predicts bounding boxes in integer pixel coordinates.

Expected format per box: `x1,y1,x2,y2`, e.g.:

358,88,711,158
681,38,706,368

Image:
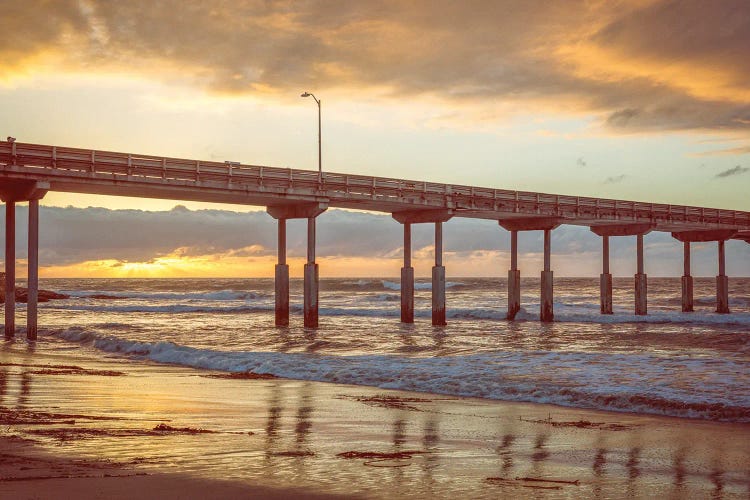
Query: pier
2,139,749,338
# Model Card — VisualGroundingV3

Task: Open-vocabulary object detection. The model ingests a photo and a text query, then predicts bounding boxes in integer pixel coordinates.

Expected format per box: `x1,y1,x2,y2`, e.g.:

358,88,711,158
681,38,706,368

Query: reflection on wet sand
0,348,748,499
495,434,515,475
0,367,7,406
420,415,439,493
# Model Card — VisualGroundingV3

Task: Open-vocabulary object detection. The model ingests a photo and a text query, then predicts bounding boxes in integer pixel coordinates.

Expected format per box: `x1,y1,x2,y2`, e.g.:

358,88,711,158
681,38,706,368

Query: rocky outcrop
0,272,70,303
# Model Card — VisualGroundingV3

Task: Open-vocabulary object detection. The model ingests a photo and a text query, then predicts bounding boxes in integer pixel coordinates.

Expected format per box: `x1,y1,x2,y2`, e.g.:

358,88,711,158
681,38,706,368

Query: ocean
7,277,750,423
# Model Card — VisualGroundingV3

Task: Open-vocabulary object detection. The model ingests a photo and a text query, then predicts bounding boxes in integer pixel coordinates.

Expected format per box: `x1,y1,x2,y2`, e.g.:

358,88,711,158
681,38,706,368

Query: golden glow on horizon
33,250,612,279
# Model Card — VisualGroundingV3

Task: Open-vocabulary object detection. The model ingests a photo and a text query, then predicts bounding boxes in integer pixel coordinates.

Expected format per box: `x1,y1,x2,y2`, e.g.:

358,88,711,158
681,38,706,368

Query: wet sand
1,343,749,499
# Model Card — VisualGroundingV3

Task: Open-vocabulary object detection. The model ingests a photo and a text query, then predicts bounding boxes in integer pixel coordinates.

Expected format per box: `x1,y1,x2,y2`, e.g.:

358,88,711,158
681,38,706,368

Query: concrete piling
507,230,520,320
274,218,289,326
267,203,327,328
27,199,39,340
634,233,647,315
681,241,693,312
432,221,446,326
672,229,738,315
393,210,452,325
600,235,613,314
4,201,15,339
716,240,729,314
540,229,553,322
304,217,319,328
401,223,414,323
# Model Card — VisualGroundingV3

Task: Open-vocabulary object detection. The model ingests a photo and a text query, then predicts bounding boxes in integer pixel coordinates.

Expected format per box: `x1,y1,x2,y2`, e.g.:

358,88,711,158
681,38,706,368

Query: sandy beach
0,342,747,499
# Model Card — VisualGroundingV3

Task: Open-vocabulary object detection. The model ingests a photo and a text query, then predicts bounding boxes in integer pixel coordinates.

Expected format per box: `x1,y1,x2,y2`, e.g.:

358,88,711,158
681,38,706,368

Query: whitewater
9,276,750,422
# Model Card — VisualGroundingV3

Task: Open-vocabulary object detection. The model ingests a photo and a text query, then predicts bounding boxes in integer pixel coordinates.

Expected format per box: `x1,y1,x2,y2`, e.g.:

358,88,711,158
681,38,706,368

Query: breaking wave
49,328,750,423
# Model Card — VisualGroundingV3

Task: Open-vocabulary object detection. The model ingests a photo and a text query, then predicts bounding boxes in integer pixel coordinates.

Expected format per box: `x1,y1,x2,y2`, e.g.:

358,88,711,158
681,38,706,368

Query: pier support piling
499,218,561,322
267,202,327,328
27,199,39,340
672,229,738,315
401,223,414,323
600,235,613,314
4,201,15,339
540,229,554,322
274,219,289,327
392,209,453,325
304,217,319,328
1,182,48,340
432,221,446,326
716,240,729,314
635,234,647,316
507,230,520,320
681,241,693,312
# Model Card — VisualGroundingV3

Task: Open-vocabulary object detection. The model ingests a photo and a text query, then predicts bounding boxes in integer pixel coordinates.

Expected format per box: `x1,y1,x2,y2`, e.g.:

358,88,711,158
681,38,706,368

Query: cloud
2,1,749,136
693,145,750,156
0,205,748,276
603,174,627,184
715,165,749,178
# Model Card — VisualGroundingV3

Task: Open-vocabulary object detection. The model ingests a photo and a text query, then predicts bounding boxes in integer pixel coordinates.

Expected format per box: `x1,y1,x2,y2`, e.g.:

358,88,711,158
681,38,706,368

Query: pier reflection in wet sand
0,344,748,499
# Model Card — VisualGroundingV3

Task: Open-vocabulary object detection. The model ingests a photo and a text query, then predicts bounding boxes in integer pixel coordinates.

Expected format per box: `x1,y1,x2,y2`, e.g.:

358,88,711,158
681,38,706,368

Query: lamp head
301,92,311,97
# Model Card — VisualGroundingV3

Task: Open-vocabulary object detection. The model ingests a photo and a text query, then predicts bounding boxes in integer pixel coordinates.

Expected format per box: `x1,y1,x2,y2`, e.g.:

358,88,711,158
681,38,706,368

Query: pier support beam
1,181,49,340
4,201,15,339
507,231,520,320
27,199,39,340
600,235,613,314
672,229,737,315
716,240,729,314
540,229,553,322
267,202,327,328
635,234,647,316
392,209,453,325
432,221,446,326
274,219,289,326
499,217,561,322
401,223,414,323
304,217,319,328
591,224,654,316
681,242,693,312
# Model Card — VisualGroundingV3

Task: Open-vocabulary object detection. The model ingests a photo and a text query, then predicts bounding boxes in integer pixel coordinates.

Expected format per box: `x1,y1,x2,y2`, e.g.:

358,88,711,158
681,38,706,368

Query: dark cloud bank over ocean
0,205,748,277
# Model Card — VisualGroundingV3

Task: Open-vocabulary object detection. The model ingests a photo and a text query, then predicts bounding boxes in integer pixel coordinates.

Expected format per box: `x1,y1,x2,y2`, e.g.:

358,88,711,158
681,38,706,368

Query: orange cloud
2,0,748,136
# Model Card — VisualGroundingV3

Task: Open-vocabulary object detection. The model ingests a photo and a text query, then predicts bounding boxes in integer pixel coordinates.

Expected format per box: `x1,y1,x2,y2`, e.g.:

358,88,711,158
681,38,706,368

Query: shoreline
2,343,749,498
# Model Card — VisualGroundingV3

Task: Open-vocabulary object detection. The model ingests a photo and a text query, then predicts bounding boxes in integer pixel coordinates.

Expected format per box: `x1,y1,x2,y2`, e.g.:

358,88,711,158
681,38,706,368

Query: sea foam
50,328,750,423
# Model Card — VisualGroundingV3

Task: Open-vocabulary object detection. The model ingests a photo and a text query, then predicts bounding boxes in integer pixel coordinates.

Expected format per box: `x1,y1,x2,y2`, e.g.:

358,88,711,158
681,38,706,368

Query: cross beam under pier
1,180,48,340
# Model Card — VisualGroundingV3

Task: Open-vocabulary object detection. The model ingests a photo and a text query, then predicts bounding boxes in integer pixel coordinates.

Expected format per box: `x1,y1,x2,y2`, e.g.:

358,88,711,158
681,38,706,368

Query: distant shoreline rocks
0,272,71,303
0,288,71,303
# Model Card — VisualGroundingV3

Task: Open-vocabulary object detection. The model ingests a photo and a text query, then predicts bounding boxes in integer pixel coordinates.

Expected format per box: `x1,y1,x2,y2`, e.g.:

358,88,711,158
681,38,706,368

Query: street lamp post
300,92,321,180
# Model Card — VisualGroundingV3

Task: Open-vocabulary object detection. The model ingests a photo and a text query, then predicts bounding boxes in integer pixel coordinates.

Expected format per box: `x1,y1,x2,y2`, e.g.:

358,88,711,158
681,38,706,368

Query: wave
381,280,464,291
60,289,266,301
43,298,750,326
45,303,275,314
49,328,750,423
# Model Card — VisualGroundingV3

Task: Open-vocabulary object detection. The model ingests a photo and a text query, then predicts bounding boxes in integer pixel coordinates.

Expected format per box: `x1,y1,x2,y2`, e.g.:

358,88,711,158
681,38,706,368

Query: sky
1,0,749,277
